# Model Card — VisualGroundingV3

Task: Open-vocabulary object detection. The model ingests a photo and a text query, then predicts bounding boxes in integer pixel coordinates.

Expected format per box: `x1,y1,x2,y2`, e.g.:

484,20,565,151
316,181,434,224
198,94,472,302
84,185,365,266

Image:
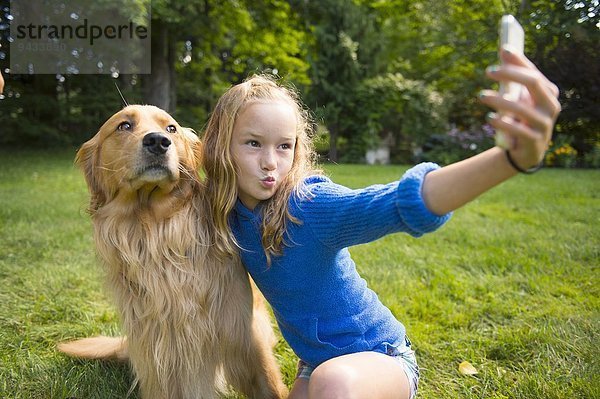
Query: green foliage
0,0,310,144
421,124,496,166
0,0,597,165
354,73,448,162
172,0,311,130
0,74,139,147
367,0,511,127
545,134,579,168
583,140,600,169
524,0,600,164
294,0,383,161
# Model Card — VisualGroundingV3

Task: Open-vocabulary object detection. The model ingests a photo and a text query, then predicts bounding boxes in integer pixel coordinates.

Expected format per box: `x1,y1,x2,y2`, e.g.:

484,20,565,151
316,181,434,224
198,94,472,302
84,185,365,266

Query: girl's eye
248,140,260,147
117,121,132,131
166,125,177,134
279,141,296,150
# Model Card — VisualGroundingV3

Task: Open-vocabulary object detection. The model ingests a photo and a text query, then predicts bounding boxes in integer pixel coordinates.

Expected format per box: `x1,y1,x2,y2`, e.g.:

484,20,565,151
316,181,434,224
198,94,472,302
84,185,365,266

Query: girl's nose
261,149,277,171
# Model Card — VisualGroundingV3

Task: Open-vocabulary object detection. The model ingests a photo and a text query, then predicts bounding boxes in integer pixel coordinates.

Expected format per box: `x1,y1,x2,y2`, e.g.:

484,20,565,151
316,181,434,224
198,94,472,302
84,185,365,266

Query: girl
201,48,560,399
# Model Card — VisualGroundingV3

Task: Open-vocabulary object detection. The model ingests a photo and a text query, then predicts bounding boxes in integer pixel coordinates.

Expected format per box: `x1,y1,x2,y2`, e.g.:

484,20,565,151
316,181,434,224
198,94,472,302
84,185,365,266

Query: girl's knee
308,363,359,399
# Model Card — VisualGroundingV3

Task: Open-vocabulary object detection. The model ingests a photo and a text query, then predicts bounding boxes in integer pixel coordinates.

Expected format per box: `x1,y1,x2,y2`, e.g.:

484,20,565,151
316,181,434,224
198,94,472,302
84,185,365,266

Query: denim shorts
295,336,419,399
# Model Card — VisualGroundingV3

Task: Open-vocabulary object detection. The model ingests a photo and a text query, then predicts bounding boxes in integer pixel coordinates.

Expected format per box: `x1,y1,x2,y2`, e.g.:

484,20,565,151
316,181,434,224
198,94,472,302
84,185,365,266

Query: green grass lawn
1,150,598,398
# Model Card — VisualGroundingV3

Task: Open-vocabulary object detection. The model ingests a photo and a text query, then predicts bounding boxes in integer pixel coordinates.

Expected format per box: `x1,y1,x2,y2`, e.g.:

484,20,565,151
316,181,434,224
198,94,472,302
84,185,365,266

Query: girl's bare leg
288,351,411,399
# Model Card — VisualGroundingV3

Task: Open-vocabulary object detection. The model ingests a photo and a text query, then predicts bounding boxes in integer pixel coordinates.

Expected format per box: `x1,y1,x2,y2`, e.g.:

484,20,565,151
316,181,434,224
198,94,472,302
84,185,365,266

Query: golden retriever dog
58,105,288,399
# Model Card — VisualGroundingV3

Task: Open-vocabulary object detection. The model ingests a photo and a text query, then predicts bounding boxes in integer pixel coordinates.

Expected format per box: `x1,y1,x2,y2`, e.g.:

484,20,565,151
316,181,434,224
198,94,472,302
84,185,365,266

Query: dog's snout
143,132,172,155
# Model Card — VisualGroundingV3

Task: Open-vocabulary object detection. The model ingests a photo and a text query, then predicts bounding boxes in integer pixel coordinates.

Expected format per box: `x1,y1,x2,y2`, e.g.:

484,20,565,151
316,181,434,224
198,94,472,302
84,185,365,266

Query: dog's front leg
219,273,288,398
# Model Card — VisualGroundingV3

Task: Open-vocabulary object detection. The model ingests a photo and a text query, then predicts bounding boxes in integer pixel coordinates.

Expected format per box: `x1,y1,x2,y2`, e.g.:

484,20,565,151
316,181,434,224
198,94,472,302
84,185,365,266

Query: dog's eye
166,125,177,134
117,121,132,131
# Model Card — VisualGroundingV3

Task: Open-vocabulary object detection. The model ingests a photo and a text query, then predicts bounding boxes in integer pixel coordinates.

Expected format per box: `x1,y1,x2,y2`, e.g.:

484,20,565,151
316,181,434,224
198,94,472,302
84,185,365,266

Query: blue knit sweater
231,163,451,368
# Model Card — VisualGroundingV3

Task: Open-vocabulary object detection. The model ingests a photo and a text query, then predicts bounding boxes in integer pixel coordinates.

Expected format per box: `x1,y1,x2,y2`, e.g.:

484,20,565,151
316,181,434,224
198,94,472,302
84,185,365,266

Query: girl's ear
75,135,107,214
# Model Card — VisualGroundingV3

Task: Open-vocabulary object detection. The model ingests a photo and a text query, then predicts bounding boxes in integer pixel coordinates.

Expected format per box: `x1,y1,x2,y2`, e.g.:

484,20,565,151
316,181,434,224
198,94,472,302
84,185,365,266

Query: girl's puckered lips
261,176,276,188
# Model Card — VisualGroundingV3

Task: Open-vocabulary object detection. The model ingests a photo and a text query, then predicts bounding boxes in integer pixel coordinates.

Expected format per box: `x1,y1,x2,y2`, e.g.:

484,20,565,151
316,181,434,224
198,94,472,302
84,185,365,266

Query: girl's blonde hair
202,74,320,262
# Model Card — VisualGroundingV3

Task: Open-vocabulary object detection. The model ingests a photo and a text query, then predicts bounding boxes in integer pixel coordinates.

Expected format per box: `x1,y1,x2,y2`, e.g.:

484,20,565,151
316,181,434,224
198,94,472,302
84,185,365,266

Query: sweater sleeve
296,163,451,249
396,162,453,235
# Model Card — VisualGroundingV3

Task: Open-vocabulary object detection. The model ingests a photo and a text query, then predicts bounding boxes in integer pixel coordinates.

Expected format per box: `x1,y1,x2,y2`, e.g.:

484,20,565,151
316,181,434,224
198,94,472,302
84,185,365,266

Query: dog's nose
143,132,172,155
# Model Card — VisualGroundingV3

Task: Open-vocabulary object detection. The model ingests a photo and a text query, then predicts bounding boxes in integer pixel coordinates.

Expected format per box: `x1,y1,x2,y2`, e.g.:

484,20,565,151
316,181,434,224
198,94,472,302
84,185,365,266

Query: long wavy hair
202,74,320,263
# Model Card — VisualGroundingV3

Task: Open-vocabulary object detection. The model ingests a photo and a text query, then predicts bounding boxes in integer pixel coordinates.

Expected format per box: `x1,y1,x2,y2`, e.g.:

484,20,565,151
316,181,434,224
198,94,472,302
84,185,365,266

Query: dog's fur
58,105,287,399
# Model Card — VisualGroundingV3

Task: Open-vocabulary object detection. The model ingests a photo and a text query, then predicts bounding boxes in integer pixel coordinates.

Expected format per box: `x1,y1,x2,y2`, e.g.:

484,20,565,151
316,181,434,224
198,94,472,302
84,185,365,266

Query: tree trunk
143,20,175,112
518,0,529,18
328,122,339,162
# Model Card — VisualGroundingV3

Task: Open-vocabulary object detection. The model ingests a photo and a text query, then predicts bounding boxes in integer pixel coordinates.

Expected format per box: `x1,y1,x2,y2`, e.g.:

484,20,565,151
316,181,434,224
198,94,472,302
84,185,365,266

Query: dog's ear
75,135,107,214
192,138,203,172
183,128,203,172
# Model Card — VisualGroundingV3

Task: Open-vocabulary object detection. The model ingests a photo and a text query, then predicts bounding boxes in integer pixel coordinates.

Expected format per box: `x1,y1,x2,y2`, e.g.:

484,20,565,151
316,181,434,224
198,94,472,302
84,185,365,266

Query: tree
174,0,310,129
2,0,596,164
142,0,204,112
525,0,599,163
0,0,310,146
356,73,447,162
0,0,148,146
291,0,383,162
370,0,518,128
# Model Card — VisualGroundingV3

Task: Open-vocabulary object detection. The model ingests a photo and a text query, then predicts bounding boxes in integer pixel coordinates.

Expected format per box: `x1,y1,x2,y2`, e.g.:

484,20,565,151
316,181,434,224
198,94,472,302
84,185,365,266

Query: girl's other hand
479,47,561,170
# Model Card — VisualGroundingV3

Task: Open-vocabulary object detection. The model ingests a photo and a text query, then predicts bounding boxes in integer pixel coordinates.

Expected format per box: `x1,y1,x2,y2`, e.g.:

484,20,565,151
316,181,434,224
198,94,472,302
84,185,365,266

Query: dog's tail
58,336,129,361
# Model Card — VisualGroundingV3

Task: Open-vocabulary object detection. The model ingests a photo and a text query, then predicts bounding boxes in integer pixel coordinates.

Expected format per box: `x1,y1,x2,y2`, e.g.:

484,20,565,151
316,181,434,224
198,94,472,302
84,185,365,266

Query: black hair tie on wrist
505,150,543,174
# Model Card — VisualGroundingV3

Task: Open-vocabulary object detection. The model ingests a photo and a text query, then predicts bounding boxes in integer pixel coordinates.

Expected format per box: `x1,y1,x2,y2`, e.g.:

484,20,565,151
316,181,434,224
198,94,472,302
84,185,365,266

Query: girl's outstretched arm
422,47,561,216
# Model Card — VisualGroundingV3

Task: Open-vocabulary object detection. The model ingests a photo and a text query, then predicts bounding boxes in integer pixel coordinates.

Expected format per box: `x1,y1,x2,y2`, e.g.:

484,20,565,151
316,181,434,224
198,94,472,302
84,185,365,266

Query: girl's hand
479,47,561,170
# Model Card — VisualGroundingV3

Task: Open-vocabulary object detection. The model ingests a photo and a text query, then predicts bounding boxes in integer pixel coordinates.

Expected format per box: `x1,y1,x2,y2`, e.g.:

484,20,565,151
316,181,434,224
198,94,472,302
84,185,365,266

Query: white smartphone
495,15,525,149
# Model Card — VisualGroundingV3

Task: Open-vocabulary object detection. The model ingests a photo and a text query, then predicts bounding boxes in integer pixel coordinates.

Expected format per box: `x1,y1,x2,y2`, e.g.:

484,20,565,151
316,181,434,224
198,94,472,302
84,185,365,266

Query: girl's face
230,101,297,210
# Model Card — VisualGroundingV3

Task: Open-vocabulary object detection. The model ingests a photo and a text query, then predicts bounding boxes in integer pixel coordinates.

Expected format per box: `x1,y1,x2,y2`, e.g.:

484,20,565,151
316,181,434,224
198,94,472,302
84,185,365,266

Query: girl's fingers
485,65,561,120
479,90,554,135
500,46,539,72
486,113,546,166
500,48,560,98
481,51,562,168
486,112,538,144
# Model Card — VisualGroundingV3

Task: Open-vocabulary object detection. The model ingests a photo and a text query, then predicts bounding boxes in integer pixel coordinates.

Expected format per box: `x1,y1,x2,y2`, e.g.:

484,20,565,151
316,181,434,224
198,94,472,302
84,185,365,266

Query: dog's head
76,105,202,214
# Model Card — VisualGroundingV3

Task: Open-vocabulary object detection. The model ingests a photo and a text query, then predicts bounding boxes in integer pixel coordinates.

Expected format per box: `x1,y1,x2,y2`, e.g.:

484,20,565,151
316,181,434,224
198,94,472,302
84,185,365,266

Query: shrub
420,124,495,165
338,73,447,164
582,141,600,168
545,135,578,168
